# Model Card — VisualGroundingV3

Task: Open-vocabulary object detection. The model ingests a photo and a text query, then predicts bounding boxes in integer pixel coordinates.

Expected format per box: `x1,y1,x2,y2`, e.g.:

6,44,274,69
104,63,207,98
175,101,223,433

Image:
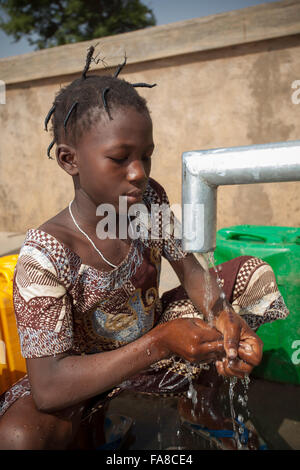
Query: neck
70,188,130,240
71,189,99,229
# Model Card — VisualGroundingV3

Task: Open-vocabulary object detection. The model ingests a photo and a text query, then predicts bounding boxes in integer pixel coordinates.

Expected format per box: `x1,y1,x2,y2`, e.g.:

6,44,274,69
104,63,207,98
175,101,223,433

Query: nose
127,159,148,185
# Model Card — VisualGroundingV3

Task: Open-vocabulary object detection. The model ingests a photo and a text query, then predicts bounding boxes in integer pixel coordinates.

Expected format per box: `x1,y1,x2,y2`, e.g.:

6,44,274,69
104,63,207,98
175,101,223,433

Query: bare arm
27,316,224,413
168,253,224,320
27,329,163,413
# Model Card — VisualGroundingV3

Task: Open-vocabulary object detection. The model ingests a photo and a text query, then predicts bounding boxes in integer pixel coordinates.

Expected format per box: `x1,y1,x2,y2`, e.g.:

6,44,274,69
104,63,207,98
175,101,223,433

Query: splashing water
227,374,253,449
207,251,229,310
228,376,243,449
185,360,199,408
194,251,229,327
238,374,251,413
193,251,252,450
208,252,253,449
157,250,253,449
194,252,214,326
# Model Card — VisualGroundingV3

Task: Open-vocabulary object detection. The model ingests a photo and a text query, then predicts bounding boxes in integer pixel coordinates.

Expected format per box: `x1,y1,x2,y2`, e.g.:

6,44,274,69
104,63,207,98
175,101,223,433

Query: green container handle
223,230,267,243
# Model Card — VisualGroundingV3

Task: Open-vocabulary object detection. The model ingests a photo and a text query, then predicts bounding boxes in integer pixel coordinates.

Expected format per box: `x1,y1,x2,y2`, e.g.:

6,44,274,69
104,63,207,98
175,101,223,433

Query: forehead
78,107,153,150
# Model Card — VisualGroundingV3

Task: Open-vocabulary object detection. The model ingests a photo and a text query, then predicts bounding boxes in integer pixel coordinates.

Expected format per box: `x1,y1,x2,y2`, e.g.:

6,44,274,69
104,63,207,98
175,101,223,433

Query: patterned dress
0,178,289,418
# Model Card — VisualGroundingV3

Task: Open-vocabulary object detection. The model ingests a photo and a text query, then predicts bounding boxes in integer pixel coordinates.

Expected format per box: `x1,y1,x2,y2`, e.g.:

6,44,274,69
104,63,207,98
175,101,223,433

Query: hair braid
44,45,156,158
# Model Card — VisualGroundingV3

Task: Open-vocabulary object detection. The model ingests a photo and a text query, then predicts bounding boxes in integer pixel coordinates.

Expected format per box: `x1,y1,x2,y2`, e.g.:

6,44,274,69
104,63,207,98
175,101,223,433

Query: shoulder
16,227,74,290
37,208,77,251
20,227,67,261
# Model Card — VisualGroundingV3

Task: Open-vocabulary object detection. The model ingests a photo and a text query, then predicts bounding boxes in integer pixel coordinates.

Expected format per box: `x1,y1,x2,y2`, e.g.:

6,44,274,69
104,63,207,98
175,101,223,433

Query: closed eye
142,146,154,162
108,156,129,163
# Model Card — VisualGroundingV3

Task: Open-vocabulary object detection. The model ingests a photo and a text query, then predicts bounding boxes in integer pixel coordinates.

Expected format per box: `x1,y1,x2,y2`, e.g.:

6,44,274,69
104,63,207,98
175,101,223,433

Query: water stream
158,250,253,450
203,251,252,449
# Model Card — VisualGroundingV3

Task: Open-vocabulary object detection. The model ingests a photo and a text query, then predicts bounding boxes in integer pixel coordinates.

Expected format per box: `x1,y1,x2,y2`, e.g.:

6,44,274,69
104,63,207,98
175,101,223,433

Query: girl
0,47,288,450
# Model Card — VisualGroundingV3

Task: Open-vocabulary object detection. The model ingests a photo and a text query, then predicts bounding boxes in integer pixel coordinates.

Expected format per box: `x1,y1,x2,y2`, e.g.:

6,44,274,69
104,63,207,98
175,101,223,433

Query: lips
126,189,144,204
126,189,143,199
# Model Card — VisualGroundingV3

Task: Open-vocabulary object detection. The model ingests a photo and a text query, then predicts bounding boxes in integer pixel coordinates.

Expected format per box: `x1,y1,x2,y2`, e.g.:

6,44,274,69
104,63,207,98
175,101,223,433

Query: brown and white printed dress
0,178,289,418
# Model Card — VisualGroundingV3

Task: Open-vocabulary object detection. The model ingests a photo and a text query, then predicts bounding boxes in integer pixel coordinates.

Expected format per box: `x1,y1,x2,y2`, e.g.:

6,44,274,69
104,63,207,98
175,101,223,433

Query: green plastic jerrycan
214,225,300,385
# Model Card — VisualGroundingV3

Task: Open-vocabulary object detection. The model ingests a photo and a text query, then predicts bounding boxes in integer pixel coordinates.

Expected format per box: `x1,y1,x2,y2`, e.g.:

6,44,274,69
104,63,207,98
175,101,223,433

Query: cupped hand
213,308,263,377
157,317,225,364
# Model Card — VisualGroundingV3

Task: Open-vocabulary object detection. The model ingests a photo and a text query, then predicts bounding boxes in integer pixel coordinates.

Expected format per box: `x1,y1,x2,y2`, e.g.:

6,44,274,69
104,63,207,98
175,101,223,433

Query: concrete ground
107,378,300,450
1,232,299,450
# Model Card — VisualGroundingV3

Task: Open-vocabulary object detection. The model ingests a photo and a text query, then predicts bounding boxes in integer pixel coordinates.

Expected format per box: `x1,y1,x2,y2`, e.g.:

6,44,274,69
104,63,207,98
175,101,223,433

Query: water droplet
192,390,198,405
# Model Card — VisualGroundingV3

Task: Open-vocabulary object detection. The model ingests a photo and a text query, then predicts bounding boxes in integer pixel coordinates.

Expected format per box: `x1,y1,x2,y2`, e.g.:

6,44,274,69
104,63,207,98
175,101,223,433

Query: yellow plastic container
0,255,27,395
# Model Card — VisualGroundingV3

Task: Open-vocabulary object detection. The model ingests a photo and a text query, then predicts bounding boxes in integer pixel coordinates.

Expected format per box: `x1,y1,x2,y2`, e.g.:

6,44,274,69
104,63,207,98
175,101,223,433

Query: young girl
0,47,288,450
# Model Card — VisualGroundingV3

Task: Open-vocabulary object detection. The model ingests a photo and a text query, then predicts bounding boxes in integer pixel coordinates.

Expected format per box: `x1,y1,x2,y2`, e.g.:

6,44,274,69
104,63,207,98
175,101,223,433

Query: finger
221,358,242,378
196,340,225,362
215,358,238,378
201,348,226,364
191,319,223,341
201,340,225,353
216,356,252,379
238,342,257,365
215,360,242,378
215,359,226,377
240,327,264,357
238,340,263,366
223,323,240,360
226,358,253,377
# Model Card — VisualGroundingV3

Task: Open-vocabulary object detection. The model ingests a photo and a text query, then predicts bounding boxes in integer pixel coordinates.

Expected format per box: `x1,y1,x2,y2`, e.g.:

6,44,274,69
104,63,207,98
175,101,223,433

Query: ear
56,144,79,176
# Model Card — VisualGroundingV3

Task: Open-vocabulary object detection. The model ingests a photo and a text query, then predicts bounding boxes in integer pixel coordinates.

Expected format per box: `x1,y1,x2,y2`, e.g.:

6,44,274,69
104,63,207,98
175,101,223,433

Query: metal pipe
182,140,300,253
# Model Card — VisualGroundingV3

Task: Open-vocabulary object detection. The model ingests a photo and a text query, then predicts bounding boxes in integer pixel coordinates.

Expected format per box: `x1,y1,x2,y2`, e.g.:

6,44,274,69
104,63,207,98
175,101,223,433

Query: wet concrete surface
107,377,300,451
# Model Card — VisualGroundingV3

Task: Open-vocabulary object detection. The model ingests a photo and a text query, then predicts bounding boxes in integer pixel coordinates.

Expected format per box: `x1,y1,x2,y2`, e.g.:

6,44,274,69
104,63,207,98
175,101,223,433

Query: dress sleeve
145,178,188,262
13,238,74,358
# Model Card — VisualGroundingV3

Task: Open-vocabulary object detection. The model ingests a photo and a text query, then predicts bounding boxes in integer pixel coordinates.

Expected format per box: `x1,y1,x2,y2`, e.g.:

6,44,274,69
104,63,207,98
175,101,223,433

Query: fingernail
228,348,237,358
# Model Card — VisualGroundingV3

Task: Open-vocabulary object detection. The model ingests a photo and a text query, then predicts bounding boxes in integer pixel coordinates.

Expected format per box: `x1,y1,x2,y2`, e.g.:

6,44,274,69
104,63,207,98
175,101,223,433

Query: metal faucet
182,140,300,253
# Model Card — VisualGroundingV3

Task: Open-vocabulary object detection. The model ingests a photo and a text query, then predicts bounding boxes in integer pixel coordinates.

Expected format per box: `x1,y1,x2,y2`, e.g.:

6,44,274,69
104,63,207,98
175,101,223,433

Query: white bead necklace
68,200,117,269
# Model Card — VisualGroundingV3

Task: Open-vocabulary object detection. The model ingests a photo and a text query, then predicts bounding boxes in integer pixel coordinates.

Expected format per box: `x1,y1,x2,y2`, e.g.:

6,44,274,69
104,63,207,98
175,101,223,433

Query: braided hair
44,45,156,159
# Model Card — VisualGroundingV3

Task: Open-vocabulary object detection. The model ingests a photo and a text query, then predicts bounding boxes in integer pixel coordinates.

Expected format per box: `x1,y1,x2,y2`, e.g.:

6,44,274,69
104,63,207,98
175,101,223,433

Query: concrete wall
0,0,300,233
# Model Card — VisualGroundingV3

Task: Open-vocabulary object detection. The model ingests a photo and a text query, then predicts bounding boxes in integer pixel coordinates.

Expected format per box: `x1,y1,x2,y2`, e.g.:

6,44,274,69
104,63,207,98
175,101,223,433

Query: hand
156,317,225,364
213,308,263,378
